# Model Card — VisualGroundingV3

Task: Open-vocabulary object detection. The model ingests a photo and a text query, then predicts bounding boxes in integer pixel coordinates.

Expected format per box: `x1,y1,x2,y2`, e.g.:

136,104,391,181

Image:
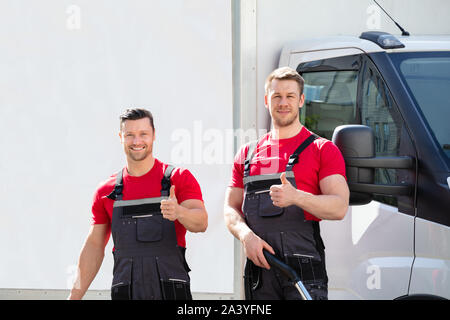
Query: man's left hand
160,185,180,221
269,172,299,207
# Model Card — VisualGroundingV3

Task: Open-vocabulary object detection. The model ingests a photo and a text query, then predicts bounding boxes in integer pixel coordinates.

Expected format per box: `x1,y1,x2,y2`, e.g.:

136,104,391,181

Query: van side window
360,62,402,207
300,56,410,208
301,71,358,139
361,66,399,158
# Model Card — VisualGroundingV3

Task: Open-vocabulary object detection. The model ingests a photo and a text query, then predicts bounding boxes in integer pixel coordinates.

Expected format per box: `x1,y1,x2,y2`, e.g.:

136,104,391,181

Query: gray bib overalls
242,134,328,300
107,166,192,300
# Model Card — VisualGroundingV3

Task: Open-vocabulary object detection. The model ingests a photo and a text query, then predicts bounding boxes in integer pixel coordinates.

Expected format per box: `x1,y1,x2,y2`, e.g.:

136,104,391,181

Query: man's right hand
241,231,275,270
224,187,275,270
67,224,110,300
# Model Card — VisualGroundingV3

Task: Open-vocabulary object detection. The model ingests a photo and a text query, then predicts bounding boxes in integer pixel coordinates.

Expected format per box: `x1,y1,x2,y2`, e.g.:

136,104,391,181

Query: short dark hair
265,66,305,95
119,108,154,131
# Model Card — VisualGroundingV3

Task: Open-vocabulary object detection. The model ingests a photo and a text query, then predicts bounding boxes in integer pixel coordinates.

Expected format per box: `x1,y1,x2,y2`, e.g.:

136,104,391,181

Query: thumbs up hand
161,185,180,221
269,172,298,208
280,171,290,185
169,185,176,199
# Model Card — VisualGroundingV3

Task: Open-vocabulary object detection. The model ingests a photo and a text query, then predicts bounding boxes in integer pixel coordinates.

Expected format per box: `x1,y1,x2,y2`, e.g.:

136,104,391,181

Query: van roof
282,34,450,55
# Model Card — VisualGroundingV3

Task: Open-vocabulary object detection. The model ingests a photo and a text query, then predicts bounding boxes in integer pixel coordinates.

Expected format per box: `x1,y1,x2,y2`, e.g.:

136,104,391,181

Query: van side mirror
332,125,374,205
332,125,415,206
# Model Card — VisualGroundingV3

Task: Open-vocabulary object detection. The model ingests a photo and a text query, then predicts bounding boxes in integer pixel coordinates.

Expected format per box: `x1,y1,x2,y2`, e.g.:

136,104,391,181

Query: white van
279,32,450,299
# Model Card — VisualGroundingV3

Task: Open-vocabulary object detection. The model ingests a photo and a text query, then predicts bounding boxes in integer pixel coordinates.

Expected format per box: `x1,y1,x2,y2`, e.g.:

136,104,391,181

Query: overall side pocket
111,257,133,300
284,254,325,284
155,255,192,300
279,231,325,283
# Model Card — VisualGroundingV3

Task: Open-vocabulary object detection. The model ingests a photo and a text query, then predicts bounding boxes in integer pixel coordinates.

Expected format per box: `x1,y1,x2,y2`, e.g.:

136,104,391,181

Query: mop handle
263,250,312,300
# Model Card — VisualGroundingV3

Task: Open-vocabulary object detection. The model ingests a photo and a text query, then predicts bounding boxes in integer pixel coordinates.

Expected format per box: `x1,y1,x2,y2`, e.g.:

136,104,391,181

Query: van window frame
297,53,416,214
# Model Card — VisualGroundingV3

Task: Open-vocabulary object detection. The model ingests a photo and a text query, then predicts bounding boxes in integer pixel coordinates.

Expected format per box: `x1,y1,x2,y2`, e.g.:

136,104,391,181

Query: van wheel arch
394,294,447,300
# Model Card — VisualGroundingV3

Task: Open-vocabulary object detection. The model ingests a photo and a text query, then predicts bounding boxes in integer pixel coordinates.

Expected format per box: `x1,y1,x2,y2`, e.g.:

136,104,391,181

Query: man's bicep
87,223,111,249
225,187,244,213
319,174,349,201
179,199,205,210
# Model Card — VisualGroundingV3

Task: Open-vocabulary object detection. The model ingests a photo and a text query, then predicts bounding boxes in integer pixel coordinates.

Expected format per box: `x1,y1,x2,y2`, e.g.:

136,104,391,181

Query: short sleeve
228,144,248,189
172,168,204,203
318,141,347,181
91,188,110,225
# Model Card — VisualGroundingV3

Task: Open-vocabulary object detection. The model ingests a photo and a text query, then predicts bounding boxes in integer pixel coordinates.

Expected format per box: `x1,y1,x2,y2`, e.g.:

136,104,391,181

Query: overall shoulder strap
243,140,258,178
285,134,319,171
106,169,124,200
161,165,176,197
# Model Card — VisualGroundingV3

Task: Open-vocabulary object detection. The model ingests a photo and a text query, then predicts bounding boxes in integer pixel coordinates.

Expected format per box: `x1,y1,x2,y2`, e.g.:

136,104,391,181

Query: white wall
0,0,234,294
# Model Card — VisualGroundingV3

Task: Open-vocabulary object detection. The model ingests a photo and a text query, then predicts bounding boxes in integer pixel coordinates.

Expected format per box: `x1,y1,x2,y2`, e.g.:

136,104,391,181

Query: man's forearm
68,243,105,300
224,205,252,242
177,206,208,233
294,190,347,220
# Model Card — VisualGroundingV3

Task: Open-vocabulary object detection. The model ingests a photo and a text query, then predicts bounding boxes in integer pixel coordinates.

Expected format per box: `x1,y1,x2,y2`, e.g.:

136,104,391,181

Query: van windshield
389,52,450,164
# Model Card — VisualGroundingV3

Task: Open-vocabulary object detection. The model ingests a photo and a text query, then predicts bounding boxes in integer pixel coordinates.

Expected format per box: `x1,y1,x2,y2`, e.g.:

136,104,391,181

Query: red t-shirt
91,159,203,248
229,126,346,221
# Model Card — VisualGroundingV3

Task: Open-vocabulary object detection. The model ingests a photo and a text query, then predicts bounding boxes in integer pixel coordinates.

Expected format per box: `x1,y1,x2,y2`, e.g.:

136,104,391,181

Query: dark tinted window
390,52,450,165
302,71,358,140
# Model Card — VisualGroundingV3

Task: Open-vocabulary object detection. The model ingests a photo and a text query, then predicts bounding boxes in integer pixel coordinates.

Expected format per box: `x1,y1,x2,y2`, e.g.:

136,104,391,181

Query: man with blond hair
224,67,349,300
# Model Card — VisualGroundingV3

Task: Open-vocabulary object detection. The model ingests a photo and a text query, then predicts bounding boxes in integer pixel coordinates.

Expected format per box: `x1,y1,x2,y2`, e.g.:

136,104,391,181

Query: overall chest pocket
257,191,284,217
244,191,284,218
135,214,163,242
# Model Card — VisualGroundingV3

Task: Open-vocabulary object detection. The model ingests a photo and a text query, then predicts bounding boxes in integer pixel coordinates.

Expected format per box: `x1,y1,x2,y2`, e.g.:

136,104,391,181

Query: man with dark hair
224,67,349,300
68,108,208,300
120,108,155,131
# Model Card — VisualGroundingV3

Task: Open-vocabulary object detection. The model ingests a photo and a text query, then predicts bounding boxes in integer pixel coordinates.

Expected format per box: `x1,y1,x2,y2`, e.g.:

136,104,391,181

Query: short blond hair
265,66,304,95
